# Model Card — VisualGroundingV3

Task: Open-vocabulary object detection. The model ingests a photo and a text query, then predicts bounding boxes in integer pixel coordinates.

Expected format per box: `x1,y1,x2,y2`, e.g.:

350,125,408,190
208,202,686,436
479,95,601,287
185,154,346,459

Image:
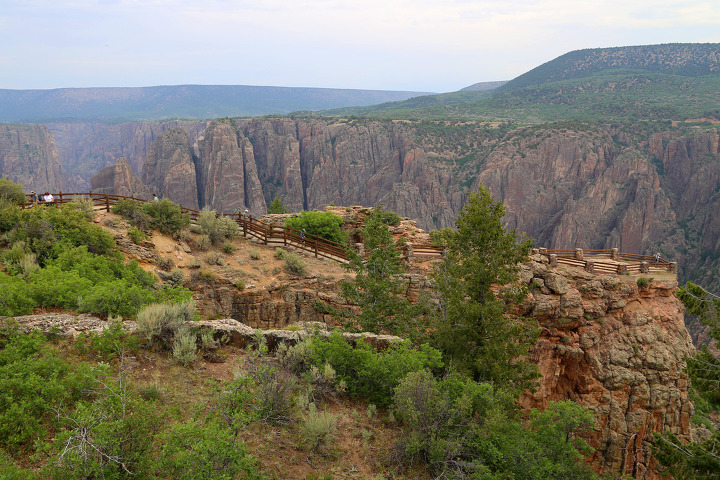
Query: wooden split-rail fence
19,192,675,274
536,247,677,275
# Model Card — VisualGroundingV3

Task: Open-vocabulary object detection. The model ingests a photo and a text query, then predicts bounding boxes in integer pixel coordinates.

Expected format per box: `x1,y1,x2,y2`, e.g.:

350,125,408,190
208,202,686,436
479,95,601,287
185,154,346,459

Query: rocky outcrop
0,124,77,192
142,127,199,209
518,256,694,479
91,157,151,200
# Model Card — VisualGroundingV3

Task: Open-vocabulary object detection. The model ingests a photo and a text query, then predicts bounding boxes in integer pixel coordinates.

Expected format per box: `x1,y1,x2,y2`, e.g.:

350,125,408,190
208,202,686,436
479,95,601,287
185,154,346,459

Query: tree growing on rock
431,185,538,392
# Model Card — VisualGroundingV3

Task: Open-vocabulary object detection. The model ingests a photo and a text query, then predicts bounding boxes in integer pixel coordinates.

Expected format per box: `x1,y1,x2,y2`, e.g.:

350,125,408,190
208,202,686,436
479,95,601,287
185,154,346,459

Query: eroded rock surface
519,256,694,479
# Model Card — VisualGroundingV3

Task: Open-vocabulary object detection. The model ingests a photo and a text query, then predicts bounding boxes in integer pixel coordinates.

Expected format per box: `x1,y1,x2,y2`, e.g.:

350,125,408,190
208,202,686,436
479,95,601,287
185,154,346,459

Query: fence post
617,264,628,275
640,261,649,273
314,238,318,258
264,224,268,245
539,247,548,256
283,228,287,246
670,262,678,274
611,248,619,260
243,216,247,237
574,248,584,260
585,260,594,273
105,194,110,212
549,254,558,267
58,191,63,204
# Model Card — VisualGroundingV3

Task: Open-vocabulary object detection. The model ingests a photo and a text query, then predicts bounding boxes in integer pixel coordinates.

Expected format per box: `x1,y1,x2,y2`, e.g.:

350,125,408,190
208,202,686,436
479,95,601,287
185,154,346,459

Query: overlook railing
537,247,677,274
21,192,445,263
20,193,673,273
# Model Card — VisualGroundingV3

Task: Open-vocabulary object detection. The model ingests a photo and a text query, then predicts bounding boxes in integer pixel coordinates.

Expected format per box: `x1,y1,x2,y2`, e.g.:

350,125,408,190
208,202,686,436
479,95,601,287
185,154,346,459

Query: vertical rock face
519,258,694,479
0,124,75,192
90,157,151,199
142,127,199,209
195,119,266,215
47,120,207,183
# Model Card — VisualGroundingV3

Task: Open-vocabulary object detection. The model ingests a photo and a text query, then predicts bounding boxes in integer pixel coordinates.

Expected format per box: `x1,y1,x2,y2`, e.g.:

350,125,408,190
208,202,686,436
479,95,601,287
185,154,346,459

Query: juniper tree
431,185,538,392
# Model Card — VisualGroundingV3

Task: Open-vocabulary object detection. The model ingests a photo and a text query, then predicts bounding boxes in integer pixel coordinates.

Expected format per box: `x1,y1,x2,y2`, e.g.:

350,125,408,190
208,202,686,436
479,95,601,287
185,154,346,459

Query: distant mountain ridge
497,43,720,92
322,43,720,123
0,84,433,123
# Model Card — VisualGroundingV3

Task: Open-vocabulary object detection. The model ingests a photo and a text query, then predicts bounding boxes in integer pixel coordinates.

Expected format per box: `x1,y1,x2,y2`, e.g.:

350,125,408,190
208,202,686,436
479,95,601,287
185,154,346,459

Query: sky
1,0,719,93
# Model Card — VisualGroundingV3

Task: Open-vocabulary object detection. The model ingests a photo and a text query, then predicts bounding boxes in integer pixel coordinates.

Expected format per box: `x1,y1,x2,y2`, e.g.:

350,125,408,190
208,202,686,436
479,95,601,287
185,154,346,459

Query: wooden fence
20,192,423,263
20,193,673,274
538,248,677,275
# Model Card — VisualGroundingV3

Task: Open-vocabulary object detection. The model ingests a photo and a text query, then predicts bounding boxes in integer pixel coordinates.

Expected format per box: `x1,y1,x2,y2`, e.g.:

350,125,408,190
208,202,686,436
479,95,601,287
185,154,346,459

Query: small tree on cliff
431,185,538,392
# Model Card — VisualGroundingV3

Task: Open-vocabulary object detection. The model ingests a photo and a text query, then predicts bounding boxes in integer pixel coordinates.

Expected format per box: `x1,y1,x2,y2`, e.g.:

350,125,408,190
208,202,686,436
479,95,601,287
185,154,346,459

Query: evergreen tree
268,194,288,214
431,185,538,392
338,206,427,335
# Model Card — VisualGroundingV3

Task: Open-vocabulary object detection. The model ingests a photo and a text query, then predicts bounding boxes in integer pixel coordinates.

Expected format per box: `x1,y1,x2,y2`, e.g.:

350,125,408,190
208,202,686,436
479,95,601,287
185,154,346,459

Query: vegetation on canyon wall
652,283,720,480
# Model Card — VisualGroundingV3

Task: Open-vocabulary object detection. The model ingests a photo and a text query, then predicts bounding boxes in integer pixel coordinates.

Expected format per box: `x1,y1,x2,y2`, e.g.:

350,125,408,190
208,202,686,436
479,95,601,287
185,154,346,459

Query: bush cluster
285,210,347,245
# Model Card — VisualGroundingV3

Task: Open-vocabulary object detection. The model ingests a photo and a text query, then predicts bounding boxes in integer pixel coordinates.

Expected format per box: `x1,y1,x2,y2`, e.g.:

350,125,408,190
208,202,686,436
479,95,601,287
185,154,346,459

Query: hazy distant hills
0,85,433,122
325,43,720,123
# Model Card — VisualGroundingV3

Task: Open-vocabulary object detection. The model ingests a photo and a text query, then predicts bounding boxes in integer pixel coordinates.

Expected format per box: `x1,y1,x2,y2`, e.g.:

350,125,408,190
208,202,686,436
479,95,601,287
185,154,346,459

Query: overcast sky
1,0,719,92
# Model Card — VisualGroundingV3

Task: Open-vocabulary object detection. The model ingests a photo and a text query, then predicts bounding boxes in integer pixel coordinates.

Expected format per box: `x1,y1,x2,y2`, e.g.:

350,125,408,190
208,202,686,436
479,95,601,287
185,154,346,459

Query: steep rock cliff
90,157,151,199
141,127,199,209
46,120,207,182
519,257,694,479
0,124,75,192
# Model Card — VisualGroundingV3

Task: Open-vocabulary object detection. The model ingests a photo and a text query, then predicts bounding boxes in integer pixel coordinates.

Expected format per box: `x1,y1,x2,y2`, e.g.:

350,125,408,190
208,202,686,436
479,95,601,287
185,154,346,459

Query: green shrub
135,301,196,344
157,256,175,271
637,277,651,288
300,331,443,407
0,272,37,316
300,403,337,453
245,362,298,425
142,199,190,235
205,251,224,266
166,269,185,286
0,200,21,233
249,249,260,260
223,242,236,254
268,194,288,214
74,320,139,361
0,326,96,450
196,209,241,244
172,327,197,365
128,226,149,244
285,211,347,244
236,278,245,290
371,205,401,226
193,269,216,283
273,248,286,260
283,252,307,277
111,198,143,218
195,234,211,251
0,178,26,204
158,419,265,480
78,279,156,317
70,197,96,221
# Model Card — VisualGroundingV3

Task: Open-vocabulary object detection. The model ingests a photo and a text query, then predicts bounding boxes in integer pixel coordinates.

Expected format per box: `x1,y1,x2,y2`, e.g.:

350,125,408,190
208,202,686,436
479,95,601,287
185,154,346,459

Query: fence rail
538,248,677,274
